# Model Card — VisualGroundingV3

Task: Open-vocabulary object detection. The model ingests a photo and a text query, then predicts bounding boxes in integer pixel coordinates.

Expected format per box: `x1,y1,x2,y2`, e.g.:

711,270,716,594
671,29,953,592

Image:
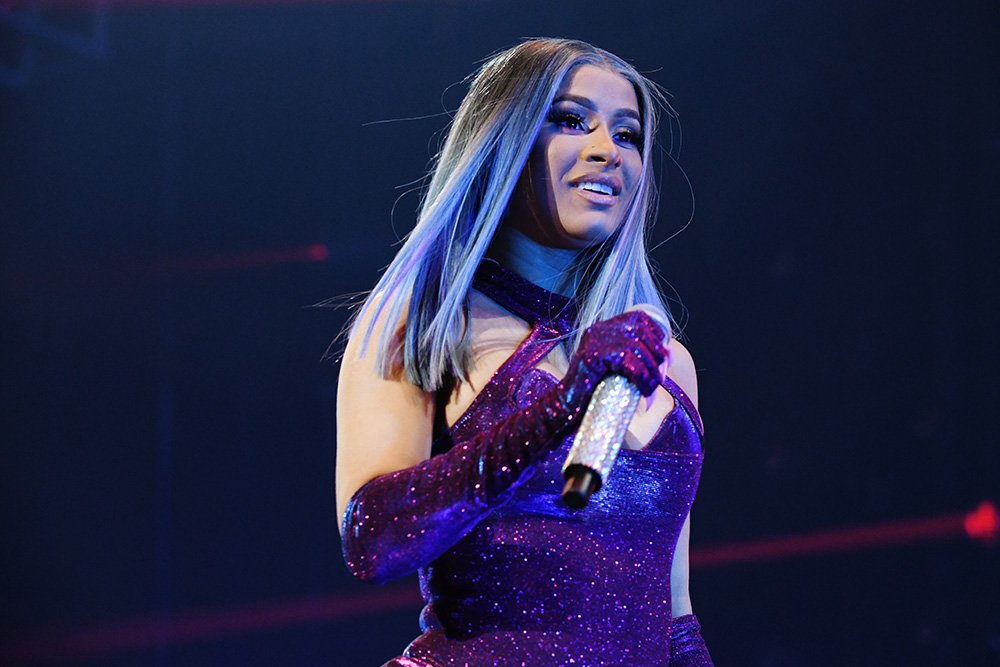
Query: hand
558,310,668,411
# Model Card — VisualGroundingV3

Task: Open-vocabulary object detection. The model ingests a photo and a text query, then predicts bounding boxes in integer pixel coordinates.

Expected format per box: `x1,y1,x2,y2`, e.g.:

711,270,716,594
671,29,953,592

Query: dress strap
660,374,705,437
472,259,577,336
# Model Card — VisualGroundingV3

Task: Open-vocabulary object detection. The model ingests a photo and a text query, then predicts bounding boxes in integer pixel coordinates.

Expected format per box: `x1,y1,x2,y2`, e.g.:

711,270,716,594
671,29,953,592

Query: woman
336,38,712,666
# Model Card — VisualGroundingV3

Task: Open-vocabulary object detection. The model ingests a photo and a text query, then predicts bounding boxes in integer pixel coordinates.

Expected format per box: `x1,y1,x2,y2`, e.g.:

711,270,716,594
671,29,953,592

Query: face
504,64,644,250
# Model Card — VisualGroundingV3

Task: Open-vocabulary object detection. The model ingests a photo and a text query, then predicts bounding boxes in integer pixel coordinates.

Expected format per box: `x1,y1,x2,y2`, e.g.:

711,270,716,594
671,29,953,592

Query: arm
336,307,668,584
335,301,434,529
666,339,698,618
665,341,713,665
670,515,693,617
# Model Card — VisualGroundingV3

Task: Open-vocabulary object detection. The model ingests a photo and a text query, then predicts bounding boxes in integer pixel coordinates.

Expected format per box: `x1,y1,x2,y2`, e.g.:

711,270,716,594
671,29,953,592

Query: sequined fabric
383,261,706,666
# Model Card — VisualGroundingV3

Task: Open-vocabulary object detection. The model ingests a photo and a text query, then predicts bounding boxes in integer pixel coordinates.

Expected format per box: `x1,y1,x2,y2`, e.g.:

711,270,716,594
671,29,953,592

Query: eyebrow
552,94,641,123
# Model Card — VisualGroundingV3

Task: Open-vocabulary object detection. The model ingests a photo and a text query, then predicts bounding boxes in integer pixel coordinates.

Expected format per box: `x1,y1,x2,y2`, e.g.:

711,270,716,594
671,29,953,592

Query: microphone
561,305,670,509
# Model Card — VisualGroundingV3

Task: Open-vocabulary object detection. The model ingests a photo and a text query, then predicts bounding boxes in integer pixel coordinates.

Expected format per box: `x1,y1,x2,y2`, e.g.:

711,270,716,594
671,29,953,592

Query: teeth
577,182,614,196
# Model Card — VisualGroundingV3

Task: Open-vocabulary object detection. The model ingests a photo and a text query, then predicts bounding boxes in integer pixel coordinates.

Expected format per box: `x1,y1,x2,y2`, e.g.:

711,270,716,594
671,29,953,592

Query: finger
634,328,667,367
620,344,662,396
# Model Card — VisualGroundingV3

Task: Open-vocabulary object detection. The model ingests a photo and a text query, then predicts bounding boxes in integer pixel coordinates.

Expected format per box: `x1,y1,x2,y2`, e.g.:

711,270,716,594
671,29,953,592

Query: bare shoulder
336,291,435,527
339,291,428,425
342,290,400,366
665,338,699,409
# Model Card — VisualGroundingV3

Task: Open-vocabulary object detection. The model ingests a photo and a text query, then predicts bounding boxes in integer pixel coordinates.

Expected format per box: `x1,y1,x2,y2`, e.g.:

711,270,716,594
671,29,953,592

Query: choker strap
472,259,577,336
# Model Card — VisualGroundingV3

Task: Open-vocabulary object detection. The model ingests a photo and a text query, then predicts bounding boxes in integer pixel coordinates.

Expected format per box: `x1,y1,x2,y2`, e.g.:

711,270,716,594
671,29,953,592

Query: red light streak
964,500,998,544
141,243,329,276
0,502,993,663
6,243,329,293
0,585,422,664
690,500,998,568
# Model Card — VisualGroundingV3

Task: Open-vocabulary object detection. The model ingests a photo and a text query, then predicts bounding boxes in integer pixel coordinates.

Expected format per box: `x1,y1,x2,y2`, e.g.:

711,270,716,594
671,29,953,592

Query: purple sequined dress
387,261,705,667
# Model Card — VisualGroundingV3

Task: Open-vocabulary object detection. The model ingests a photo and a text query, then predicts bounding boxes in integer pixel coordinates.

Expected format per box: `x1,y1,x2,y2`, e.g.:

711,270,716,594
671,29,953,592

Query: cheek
624,156,643,192
528,144,571,208
539,135,578,178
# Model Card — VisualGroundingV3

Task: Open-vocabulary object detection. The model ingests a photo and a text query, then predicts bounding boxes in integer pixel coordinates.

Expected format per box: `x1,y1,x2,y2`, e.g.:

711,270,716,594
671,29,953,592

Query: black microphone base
562,467,601,509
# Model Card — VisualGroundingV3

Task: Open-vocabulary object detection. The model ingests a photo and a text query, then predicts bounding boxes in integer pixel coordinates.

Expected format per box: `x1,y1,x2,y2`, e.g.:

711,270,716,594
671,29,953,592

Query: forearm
341,390,578,584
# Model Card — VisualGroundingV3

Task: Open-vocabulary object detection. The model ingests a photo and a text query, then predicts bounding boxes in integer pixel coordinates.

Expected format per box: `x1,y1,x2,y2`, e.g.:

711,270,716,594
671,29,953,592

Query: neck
488,226,582,296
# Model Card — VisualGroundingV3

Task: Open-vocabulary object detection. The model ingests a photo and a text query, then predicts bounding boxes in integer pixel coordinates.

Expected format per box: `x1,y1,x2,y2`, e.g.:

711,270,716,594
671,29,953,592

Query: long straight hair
352,38,676,392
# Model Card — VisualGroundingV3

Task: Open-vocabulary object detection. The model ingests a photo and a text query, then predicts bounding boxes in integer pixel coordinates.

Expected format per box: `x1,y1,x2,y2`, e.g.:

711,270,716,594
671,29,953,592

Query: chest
442,301,676,451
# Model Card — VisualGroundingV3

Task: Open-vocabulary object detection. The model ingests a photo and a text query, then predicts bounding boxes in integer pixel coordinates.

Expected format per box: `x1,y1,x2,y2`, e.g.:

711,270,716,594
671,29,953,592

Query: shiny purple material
345,261,707,665
342,264,666,585
669,614,713,665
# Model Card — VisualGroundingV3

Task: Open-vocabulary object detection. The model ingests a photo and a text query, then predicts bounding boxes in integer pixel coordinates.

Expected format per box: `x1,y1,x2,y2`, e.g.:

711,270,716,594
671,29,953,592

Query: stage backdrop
1,1,997,665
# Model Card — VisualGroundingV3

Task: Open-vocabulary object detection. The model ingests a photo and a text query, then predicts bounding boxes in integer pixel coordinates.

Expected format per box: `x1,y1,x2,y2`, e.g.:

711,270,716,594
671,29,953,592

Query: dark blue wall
2,1,997,665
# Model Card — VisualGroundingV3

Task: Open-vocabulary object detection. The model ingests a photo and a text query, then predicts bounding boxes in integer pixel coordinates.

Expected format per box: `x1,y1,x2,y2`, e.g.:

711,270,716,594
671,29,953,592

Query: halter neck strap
472,259,578,336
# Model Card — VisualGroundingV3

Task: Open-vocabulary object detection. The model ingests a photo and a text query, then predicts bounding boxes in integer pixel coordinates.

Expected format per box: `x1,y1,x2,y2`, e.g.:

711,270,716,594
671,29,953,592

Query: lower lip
572,187,617,207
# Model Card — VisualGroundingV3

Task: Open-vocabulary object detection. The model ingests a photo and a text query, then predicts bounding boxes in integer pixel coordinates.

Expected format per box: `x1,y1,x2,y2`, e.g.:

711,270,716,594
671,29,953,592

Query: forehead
555,64,640,116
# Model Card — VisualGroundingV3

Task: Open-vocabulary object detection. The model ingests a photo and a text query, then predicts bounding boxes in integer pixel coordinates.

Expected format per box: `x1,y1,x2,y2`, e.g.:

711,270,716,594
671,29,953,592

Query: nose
584,126,622,168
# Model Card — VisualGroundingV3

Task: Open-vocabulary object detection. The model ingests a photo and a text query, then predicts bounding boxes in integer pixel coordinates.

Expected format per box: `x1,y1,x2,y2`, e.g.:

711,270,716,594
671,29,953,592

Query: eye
614,128,643,148
548,110,588,132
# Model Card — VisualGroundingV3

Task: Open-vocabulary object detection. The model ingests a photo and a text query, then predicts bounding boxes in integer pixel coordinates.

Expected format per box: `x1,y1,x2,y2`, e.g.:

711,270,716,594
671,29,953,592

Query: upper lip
569,173,622,196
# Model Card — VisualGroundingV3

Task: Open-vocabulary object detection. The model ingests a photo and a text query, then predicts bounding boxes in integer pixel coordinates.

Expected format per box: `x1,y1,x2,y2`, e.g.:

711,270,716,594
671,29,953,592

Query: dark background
2,1,998,665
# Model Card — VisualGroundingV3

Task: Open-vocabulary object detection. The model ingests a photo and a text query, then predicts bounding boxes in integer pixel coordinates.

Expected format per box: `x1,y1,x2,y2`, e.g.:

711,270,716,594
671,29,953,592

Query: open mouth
570,174,622,198
574,181,615,196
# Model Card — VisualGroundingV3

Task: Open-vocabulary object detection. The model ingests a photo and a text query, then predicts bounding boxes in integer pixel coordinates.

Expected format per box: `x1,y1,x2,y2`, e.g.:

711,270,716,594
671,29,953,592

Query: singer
336,38,712,666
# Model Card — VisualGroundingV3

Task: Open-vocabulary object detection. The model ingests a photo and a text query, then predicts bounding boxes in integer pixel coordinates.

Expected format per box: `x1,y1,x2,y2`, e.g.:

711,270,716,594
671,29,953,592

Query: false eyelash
546,109,587,130
616,129,644,148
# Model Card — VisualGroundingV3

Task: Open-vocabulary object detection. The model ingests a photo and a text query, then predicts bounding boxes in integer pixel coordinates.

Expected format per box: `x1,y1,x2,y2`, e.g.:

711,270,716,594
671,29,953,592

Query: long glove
669,614,713,666
341,310,667,584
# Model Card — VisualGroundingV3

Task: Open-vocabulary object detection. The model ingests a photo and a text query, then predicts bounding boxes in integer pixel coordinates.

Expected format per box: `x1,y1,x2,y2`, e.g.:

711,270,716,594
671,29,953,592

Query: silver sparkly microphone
561,305,670,509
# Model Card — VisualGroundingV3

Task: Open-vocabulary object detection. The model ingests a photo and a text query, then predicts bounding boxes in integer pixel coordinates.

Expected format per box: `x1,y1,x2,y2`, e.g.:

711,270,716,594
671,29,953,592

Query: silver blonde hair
352,37,676,392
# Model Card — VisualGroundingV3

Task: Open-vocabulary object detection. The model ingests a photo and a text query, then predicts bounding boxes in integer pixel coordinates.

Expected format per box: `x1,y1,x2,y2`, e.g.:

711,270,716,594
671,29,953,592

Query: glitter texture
347,261,708,666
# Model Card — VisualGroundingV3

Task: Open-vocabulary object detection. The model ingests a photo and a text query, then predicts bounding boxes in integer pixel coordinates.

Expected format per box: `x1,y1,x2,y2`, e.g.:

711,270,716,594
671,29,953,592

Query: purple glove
341,310,667,584
669,614,713,666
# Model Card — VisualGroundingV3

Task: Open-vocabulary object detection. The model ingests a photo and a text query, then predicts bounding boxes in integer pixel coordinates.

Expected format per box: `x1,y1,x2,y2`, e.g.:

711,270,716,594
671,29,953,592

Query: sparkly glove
669,614,713,666
341,310,667,584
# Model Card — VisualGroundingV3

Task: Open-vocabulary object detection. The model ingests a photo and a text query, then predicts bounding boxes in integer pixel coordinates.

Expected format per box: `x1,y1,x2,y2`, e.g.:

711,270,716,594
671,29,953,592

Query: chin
562,223,620,249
